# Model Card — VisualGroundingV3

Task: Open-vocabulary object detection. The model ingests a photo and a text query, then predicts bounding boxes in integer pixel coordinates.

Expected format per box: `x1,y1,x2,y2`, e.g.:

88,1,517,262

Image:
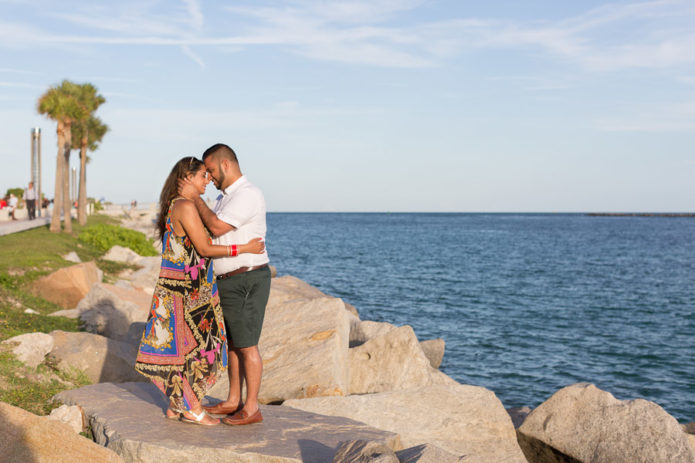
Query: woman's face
188,166,210,194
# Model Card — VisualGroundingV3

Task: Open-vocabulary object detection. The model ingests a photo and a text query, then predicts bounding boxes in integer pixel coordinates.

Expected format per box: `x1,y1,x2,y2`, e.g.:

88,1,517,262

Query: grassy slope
0,214,147,414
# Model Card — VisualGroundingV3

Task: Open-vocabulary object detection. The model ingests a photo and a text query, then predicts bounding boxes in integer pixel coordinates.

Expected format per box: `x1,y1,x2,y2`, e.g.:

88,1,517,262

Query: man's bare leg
204,347,244,413
226,347,245,406
237,345,262,414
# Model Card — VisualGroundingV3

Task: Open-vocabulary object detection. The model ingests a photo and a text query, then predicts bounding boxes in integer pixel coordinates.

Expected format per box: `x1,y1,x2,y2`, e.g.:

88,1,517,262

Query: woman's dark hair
156,156,204,241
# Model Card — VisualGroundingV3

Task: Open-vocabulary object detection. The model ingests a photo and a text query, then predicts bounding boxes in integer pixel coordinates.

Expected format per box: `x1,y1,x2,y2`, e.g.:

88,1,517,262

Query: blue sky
1,0,693,211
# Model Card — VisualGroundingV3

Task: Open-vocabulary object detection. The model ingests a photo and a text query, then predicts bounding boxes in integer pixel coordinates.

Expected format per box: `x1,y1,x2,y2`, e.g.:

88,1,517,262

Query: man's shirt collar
222,175,247,196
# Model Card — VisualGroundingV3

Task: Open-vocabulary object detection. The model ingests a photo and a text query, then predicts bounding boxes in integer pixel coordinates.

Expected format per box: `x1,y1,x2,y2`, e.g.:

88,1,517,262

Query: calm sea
266,213,695,422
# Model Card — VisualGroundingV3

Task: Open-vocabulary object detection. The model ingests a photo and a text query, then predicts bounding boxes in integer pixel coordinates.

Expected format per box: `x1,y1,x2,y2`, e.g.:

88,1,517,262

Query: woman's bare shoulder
171,198,196,217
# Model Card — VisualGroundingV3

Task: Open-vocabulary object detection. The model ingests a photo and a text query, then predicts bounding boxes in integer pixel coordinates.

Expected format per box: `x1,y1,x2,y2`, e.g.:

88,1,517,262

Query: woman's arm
173,200,264,257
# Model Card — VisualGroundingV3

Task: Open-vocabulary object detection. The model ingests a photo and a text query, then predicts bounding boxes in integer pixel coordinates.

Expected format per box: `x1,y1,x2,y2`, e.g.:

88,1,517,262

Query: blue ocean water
266,213,695,422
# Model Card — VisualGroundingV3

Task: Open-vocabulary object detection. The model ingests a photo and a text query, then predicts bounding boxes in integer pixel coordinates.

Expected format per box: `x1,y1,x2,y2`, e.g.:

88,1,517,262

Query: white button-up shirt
211,175,269,275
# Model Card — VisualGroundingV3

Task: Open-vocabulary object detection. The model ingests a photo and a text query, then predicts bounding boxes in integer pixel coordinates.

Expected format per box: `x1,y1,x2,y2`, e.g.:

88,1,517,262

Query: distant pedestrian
23,181,37,220
8,193,18,220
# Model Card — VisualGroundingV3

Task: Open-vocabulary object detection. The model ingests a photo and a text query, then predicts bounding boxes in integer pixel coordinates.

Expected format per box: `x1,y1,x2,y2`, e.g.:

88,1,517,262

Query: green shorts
216,266,271,349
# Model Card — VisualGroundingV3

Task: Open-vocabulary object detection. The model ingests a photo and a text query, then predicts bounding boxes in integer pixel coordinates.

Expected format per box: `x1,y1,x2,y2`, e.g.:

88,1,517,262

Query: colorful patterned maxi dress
135,198,228,412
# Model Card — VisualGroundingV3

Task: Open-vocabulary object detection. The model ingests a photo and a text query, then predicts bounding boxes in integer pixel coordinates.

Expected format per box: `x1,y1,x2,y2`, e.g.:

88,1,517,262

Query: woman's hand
177,177,199,200
240,237,265,255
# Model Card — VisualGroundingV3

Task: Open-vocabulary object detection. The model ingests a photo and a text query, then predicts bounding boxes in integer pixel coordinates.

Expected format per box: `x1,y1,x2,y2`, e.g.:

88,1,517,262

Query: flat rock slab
56,382,400,463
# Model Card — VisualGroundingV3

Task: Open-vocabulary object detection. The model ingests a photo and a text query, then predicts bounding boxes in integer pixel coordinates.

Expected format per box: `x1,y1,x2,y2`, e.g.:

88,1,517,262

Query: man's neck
221,173,243,191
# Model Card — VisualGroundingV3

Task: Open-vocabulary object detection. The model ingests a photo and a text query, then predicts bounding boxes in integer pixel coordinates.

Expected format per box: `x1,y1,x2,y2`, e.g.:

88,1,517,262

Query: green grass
0,213,151,415
0,213,120,275
0,350,91,415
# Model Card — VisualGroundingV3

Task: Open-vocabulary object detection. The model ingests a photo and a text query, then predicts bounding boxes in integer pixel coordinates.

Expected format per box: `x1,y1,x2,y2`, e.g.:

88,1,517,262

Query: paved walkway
0,217,51,236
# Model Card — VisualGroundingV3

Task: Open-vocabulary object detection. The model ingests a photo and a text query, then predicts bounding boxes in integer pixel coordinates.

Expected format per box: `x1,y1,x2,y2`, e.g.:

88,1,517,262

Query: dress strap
168,196,186,213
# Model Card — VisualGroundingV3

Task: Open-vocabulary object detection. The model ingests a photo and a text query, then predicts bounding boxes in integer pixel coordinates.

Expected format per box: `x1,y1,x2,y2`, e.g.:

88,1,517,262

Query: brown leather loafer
203,402,244,416
221,408,263,426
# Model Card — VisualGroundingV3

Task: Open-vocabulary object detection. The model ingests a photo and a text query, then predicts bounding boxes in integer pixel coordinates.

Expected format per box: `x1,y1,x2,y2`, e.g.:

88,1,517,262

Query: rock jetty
2,232,694,462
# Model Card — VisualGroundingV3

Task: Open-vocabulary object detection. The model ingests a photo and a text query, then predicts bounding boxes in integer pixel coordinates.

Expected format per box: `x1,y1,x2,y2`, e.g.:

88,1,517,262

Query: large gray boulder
284,383,527,462
258,296,350,402
686,424,695,454
123,255,161,293
47,404,85,433
269,276,361,346
32,261,102,309
1,332,54,368
419,338,445,369
350,320,397,345
49,330,145,384
76,283,151,340
0,401,123,463
517,383,695,463
55,381,400,463
349,325,432,394
103,245,143,264
267,275,331,306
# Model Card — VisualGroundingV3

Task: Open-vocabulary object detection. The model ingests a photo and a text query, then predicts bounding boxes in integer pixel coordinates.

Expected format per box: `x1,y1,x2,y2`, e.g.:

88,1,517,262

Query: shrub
78,224,157,256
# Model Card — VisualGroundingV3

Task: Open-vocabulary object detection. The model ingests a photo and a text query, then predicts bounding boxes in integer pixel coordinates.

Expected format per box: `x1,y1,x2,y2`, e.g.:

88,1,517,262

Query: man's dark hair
202,143,238,163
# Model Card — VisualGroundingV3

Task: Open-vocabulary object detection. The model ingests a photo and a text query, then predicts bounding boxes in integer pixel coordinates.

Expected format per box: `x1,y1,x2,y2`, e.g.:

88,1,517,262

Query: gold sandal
180,409,219,426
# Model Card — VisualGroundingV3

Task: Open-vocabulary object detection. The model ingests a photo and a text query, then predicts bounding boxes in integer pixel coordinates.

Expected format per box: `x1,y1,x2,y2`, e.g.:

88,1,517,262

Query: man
23,182,37,220
179,143,270,426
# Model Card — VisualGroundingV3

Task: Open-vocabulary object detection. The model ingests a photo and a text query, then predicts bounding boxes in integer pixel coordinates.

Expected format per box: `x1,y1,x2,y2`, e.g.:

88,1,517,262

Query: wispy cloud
1,0,694,70
0,68,40,74
181,45,205,69
0,81,44,89
183,0,204,31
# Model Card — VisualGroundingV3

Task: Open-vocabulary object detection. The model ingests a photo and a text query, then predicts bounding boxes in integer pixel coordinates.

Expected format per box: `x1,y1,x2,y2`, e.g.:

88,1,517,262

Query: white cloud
183,0,204,31
1,0,695,70
0,80,44,89
181,45,205,69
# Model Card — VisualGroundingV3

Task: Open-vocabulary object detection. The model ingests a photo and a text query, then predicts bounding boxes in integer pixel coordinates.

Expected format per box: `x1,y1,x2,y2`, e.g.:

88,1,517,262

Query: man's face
204,156,226,190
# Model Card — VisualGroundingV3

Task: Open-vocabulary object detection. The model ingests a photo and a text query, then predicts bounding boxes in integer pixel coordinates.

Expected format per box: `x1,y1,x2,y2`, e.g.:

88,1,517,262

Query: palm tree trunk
78,135,88,225
62,122,72,233
50,121,65,232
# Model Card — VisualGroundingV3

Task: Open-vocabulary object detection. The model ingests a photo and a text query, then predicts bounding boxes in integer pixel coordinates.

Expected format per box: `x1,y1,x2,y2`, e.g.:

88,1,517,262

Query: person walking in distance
179,143,270,426
23,182,37,220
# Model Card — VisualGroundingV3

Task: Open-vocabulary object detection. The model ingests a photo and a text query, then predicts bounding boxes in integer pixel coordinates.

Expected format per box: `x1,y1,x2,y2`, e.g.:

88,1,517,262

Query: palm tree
72,115,108,225
37,80,87,233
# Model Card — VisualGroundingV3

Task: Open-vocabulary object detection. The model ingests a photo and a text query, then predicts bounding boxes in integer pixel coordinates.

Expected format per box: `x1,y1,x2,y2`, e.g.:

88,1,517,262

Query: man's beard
215,160,226,190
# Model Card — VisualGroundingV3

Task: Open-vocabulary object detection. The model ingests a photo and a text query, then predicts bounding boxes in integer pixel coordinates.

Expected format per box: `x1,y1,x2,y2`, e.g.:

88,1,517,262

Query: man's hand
177,178,199,200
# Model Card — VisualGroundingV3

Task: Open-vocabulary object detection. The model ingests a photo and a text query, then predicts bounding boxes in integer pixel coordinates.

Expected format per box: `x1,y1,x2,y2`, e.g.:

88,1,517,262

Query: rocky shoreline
1,210,694,462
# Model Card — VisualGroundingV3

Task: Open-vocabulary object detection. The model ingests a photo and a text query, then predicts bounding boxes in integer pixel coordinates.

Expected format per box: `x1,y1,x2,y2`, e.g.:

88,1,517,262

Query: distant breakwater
586,212,695,217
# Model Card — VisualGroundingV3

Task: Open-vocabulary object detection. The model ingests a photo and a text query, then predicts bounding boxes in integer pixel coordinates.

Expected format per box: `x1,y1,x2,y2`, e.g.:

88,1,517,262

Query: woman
135,156,265,426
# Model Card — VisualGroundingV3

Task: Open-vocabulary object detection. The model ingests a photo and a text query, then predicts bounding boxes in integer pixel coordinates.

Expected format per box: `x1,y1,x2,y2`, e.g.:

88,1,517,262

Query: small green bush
78,224,157,256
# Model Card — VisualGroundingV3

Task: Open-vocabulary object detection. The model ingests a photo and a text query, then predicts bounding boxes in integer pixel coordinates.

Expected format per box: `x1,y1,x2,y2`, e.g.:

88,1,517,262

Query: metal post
31,128,42,217
71,167,77,204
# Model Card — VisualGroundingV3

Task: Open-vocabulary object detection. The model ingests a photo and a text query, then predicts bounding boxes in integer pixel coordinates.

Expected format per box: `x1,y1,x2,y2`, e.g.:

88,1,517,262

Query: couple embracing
135,143,270,427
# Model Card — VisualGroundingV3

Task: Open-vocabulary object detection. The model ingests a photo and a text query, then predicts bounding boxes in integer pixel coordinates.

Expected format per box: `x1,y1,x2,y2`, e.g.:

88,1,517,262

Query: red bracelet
232,244,238,257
